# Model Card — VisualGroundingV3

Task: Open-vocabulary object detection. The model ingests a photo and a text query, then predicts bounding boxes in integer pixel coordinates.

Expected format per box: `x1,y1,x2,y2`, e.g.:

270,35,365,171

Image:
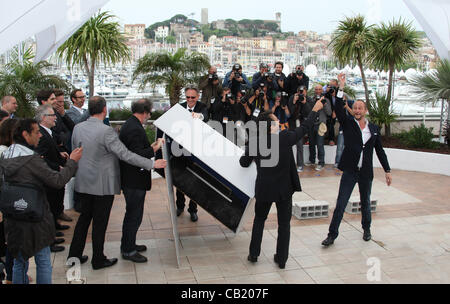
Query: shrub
367,93,396,131
145,125,156,145
396,124,439,149
109,108,132,121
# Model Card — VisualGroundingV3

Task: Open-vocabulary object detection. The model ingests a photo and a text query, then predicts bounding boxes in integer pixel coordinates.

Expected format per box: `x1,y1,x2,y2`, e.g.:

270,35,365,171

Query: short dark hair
274,61,284,68
0,118,18,146
88,96,106,115
53,89,64,98
13,118,38,143
0,109,9,120
36,89,54,105
131,99,152,114
70,89,83,103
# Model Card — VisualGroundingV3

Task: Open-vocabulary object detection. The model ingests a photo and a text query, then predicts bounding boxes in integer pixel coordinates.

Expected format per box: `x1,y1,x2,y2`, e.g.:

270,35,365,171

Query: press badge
253,108,261,118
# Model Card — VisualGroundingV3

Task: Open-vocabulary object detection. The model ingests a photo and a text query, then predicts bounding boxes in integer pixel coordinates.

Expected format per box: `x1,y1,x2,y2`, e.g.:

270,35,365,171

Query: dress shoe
363,230,372,241
92,258,118,270
190,211,198,222
122,252,147,263
321,236,335,247
55,224,70,231
67,256,89,265
50,244,65,252
58,212,73,222
274,254,285,269
135,245,147,252
53,238,65,245
176,208,183,216
55,231,64,237
247,255,258,263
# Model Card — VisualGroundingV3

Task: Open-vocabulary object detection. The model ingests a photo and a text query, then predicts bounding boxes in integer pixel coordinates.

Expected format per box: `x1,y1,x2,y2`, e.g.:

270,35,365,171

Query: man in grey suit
67,96,167,270
66,89,90,125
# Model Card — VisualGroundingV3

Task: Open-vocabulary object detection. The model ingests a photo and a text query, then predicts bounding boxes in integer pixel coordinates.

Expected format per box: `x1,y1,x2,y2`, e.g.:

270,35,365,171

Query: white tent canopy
0,0,109,59
403,0,450,61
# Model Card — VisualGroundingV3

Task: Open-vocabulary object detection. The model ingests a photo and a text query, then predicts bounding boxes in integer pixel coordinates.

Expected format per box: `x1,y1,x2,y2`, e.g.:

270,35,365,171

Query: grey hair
35,104,54,123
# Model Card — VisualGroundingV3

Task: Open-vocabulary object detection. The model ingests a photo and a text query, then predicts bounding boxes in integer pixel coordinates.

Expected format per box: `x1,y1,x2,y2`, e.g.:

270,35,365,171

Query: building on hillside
124,24,146,40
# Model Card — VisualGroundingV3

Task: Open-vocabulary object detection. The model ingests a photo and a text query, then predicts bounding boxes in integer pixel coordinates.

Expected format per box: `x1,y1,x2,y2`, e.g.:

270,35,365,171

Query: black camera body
295,70,304,77
327,86,338,96
281,92,289,107
208,73,219,82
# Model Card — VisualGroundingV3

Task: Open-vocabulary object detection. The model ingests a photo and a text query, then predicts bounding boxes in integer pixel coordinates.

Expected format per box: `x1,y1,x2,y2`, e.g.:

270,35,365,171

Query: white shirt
73,105,85,114
40,124,52,137
355,118,371,168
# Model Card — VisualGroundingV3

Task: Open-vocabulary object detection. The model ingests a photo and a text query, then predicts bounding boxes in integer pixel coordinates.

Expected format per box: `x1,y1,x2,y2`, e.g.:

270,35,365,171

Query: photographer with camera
270,92,290,131
252,63,279,98
288,86,312,172
324,79,339,145
199,66,223,113
273,61,287,93
304,84,332,171
245,83,270,121
223,63,250,98
285,65,309,96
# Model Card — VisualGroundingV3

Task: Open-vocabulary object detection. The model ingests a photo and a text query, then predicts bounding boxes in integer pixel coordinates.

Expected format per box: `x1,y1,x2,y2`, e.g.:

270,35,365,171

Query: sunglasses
186,96,196,99
44,114,57,117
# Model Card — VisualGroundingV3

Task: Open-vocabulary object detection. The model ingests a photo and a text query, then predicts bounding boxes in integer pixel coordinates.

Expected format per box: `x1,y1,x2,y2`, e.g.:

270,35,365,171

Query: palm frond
408,59,450,103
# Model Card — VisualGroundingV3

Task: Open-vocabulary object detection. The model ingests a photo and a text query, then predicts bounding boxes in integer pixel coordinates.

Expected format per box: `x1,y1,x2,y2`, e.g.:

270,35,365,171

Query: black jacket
119,115,154,190
335,96,390,179
36,126,67,171
179,101,209,123
285,73,310,96
240,110,318,202
52,112,75,153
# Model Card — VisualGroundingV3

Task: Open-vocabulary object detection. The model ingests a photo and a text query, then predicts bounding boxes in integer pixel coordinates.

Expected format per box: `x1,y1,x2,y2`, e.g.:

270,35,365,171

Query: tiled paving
24,166,450,284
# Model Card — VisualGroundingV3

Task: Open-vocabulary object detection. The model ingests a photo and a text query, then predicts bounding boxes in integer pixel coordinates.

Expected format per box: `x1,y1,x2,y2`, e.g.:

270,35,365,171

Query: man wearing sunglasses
176,85,209,222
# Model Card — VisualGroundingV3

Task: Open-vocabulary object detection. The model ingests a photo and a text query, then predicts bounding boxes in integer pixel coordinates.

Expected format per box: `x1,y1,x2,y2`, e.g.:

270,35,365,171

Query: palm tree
57,11,130,98
0,45,71,118
408,59,450,143
329,15,374,104
133,48,210,106
370,19,422,135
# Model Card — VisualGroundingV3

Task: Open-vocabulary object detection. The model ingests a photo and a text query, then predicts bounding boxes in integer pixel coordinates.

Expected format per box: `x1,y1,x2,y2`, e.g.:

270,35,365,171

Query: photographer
288,86,311,172
305,84,332,171
223,63,250,98
324,79,339,145
270,92,290,131
252,63,279,98
285,65,309,96
199,66,223,112
273,61,287,93
246,83,270,121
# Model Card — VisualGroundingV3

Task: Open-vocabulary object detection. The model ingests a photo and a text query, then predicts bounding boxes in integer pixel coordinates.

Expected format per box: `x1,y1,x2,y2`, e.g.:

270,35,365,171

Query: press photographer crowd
0,62,392,284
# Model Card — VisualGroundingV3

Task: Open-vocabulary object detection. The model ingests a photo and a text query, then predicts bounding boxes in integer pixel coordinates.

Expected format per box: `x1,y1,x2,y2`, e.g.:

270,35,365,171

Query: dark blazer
119,115,154,191
52,112,75,153
36,125,67,171
240,111,318,202
335,96,390,179
179,101,209,123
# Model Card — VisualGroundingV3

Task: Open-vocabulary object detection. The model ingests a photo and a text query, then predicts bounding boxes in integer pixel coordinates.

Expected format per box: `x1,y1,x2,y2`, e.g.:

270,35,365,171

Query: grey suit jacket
66,105,90,125
72,117,153,196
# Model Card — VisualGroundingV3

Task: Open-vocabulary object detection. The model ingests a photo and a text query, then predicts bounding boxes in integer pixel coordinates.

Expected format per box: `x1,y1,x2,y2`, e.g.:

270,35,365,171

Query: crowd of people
0,62,393,284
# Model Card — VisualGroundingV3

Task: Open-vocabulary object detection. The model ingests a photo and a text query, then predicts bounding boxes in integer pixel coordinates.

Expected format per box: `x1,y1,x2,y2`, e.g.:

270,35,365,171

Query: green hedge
395,124,439,149
109,108,165,121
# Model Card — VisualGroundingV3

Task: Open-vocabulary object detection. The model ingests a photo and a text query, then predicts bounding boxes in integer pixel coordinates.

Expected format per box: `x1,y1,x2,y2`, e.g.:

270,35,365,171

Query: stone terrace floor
28,166,450,284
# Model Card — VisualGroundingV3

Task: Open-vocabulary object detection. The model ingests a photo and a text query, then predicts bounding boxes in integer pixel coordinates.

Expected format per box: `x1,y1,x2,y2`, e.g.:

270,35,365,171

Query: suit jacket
335,96,390,179
71,117,153,196
240,111,318,202
66,105,90,125
179,101,209,123
119,115,154,191
52,112,75,153
36,126,66,171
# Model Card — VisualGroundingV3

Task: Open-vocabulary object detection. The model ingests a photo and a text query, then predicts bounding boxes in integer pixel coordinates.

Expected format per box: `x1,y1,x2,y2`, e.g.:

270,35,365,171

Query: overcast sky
103,0,423,34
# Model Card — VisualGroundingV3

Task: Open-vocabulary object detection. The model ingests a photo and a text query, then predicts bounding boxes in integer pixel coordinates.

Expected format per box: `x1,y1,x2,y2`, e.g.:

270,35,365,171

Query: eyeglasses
75,95,86,99
186,96,196,99
44,114,57,117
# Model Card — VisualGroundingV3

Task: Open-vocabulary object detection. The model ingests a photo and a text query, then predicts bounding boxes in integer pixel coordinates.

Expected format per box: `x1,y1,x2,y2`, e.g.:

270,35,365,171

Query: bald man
322,73,392,247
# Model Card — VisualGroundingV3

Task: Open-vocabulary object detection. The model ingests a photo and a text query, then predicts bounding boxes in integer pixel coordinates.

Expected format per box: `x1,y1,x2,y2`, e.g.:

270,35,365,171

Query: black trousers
249,198,292,265
68,193,114,265
120,187,146,254
46,187,65,226
176,190,197,213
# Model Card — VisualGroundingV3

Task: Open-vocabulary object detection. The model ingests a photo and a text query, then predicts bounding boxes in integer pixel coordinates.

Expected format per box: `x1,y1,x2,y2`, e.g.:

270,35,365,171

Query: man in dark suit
240,98,324,269
175,85,209,222
119,99,165,263
35,104,69,252
322,73,392,247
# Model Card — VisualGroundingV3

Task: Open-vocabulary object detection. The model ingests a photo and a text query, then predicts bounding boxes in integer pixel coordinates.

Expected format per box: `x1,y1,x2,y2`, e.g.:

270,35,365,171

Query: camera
258,83,265,98
208,73,219,82
295,70,304,77
239,89,248,104
226,92,233,101
327,86,338,96
281,92,289,107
